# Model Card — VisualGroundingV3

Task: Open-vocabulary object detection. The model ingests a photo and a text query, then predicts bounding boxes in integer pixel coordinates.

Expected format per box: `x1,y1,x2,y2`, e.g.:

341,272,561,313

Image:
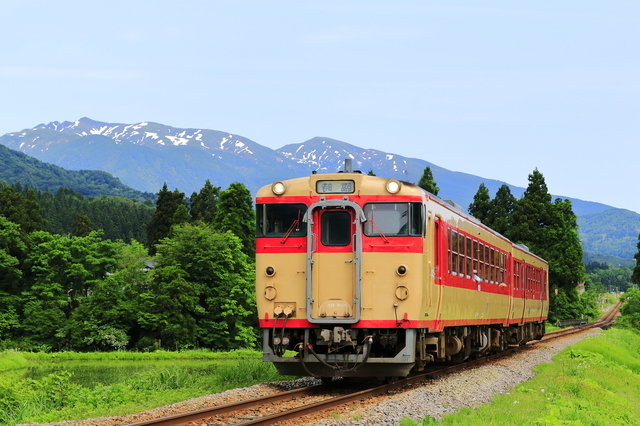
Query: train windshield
256,203,308,237
363,202,422,237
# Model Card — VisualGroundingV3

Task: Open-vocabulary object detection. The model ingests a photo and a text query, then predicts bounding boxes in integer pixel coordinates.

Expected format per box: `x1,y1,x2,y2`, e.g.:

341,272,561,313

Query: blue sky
2,1,639,213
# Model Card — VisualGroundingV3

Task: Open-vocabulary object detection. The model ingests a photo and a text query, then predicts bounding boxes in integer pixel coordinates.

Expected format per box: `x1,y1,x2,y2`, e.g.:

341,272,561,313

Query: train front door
305,200,364,324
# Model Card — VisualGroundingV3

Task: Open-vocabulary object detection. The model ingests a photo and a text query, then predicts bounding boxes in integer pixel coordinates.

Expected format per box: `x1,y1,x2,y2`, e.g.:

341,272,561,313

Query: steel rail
123,384,330,426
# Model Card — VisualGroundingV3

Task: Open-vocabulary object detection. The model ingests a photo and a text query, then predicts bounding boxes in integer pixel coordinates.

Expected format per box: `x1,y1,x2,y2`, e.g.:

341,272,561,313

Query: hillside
578,208,640,259
0,143,153,200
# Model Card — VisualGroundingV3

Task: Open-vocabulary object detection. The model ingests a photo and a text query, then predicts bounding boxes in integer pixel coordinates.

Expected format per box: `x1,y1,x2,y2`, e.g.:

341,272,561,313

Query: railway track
126,303,621,426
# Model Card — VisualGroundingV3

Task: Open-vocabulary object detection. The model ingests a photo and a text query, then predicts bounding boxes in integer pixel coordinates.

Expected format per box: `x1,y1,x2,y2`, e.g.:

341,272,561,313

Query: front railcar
255,167,429,378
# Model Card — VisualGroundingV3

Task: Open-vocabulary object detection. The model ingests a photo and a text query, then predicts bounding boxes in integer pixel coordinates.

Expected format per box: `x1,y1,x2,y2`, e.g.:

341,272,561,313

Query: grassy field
402,327,640,426
0,349,287,425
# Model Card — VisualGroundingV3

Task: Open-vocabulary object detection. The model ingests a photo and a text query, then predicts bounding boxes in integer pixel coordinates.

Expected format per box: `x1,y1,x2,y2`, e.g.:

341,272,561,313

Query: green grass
428,327,640,426
0,350,28,372
0,352,290,425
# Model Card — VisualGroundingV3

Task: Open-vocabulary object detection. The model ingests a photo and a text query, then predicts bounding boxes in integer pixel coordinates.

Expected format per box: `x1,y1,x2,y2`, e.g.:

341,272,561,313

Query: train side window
447,228,452,274
457,233,464,277
478,243,485,280
321,211,352,246
466,237,472,279
451,230,459,276
256,203,308,237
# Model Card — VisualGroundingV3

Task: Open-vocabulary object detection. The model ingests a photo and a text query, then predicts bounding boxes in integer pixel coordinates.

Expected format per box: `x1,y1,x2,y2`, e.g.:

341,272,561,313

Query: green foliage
486,184,516,236
417,166,439,195
146,183,186,253
617,289,640,332
468,183,491,223
633,234,640,284
214,182,256,258
509,170,585,292
139,222,256,350
70,211,92,237
34,187,153,243
189,179,220,223
0,184,46,233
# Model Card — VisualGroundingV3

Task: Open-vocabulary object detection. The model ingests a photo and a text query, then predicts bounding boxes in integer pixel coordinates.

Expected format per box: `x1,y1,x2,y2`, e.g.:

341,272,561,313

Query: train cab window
256,203,308,237
363,203,422,237
321,211,352,246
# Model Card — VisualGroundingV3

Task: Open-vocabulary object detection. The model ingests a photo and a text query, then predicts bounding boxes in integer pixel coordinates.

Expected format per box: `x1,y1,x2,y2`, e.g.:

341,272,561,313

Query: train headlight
386,179,401,194
272,181,287,195
397,265,407,276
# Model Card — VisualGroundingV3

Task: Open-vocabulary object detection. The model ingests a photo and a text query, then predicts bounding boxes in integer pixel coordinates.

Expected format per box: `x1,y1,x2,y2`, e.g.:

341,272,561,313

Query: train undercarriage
263,322,546,379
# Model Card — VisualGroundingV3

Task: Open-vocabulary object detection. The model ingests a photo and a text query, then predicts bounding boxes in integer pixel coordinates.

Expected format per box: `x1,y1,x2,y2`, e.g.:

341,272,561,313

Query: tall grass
0,350,27,372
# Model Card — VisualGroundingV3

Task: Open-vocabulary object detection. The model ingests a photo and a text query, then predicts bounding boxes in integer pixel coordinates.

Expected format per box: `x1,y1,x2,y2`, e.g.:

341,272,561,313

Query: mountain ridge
1,117,638,260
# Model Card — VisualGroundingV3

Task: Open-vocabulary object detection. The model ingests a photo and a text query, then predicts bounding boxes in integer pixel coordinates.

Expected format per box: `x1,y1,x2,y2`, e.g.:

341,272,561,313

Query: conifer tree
468,183,491,223
487,184,516,236
71,211,93,237
190,179,220,223
632,234,640,285
146,183,186,254
214,182,255,258
510,169,585,294
417,166,439,196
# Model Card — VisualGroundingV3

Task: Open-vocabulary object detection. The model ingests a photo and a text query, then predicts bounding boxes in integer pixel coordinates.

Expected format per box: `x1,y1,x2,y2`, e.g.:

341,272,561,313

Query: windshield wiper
280,210,301,244
368,214,390,243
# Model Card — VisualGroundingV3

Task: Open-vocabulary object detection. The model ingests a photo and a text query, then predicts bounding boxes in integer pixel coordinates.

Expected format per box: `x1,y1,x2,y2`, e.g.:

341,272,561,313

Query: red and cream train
255,160,548,379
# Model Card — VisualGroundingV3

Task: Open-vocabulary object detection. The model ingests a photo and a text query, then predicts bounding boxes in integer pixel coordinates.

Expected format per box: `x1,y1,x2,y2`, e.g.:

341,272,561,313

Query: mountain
0,143,153,200
1,118,612,216
1,118,301,196
578,209,640,259
1,117,638,261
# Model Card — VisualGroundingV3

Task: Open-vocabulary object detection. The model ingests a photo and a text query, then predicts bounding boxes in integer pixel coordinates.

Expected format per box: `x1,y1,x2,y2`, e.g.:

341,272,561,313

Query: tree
0,216,28,342
190,179,220,223
0,185,46,233
215,182,255,258
367,169,376,176
65,240,149,351
24,231,120,349
510,169,585,321
71,211,93,237
486,184,516,236
632,234,640,285
138,223,255,350
417,166,439,195
468,183,491,223
146,183,186,254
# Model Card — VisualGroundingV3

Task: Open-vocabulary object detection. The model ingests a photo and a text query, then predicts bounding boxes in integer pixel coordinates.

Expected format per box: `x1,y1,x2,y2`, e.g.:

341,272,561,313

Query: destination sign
316,180,355,194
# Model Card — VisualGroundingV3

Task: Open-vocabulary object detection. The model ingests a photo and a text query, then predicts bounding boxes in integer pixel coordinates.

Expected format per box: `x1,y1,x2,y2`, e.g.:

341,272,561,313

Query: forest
1,168,640,353
0,180,256,351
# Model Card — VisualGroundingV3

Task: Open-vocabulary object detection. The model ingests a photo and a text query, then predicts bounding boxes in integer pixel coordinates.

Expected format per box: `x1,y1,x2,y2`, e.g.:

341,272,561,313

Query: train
255,160,548,380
